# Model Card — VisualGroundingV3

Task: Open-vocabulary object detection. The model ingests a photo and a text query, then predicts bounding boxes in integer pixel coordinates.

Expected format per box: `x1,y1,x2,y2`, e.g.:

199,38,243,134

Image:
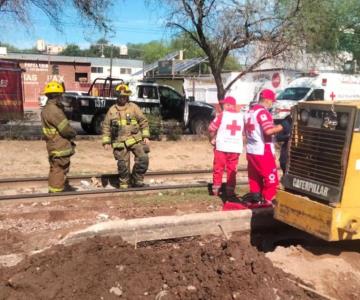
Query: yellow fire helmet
43,81,64,95
115,83,132,96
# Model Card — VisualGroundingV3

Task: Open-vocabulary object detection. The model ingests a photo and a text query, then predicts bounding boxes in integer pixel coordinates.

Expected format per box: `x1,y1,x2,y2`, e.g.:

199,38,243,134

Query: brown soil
0,139,246,178
266,241,360,300
1,140,359,299
0,233,318,300
0,191,222,255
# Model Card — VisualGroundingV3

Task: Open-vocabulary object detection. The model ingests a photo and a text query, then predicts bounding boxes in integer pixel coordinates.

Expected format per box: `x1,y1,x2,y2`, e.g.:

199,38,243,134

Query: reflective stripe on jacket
41,98,77,157
102,102,150,149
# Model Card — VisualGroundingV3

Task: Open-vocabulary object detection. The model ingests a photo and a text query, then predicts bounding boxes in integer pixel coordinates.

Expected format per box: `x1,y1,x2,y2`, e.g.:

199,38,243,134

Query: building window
91,66,103,73
75,72,88,82
120,68,132,74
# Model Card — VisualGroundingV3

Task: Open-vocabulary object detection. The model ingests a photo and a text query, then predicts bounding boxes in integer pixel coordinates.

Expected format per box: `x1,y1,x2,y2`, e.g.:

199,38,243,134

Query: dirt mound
0,229,24,254
0,233,319,300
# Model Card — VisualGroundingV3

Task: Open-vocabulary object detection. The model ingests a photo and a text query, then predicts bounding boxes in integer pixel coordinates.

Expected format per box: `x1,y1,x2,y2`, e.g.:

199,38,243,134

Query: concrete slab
60,208,275,246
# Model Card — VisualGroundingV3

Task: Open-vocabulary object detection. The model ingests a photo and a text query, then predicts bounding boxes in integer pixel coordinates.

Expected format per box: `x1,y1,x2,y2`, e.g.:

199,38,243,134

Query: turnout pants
212,149,240,196
246,144,279,202
48,156,71,193
113,142,149,188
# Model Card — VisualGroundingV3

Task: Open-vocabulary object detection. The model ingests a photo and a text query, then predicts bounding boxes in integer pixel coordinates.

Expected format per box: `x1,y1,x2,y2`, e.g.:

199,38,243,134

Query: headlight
300,109,309,123
339,113,349,129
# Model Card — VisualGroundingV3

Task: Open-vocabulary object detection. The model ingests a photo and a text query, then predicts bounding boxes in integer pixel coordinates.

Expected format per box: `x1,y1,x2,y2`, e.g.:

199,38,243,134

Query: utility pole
354,59,358,73
98,43,105,58
110,45,114,78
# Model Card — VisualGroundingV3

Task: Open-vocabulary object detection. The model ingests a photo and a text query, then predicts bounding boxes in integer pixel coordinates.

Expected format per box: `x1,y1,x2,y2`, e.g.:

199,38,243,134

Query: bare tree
0,0,112,32
162,0,301,101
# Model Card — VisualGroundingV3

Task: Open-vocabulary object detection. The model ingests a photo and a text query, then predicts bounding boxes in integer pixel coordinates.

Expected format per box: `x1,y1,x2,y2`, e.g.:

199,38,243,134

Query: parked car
61,77,216,135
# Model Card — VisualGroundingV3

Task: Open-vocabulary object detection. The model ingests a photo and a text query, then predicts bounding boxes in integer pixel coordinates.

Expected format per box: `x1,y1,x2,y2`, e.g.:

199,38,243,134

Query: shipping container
0,60,24,122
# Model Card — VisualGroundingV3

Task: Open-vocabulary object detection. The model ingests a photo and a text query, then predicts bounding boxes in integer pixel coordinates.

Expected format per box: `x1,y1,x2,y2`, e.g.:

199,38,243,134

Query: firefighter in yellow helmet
41,81,77,193
102,83,150,188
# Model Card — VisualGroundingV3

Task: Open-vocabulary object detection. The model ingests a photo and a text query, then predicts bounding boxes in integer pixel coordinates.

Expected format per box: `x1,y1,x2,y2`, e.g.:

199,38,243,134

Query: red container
0,60,24,121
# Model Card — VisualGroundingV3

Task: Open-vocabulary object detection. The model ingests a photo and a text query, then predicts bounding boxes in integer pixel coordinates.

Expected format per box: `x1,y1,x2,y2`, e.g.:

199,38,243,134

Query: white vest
216,111,244,153
245,107,275,155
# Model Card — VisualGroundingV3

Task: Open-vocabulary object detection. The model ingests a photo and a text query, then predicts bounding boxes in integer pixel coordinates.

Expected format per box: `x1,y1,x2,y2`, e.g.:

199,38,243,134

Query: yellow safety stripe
49,186,64,193
112,142,126,149
57,119,69,132
112,136,142,149
42,127,58,137
50,148,74,157
142,128,150,138
102,136,111,144
116,119,138,126
124,136,142,147
124,137,137,147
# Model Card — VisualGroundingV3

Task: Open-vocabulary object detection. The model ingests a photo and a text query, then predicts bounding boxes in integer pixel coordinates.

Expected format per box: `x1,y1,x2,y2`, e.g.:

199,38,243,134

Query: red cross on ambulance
330,91,336,101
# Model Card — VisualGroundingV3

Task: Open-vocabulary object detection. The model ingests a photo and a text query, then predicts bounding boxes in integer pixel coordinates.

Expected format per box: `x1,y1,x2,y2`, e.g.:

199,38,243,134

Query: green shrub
164,119,182,141
146,113,162,140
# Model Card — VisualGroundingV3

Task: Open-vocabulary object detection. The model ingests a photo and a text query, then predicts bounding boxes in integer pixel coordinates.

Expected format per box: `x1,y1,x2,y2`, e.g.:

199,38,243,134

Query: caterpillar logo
0,79,8,88
292,178,329,197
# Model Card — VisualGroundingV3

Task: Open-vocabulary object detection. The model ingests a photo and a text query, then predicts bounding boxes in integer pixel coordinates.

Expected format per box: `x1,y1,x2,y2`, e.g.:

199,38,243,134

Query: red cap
260,89,276,102
220,96,236,106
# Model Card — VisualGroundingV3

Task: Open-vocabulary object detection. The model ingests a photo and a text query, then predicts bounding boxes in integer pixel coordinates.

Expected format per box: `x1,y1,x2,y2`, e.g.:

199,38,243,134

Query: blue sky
0,1,170,49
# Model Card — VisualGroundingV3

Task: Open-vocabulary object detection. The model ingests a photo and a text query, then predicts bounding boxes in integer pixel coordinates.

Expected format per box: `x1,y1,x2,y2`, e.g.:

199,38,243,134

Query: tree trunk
213,71,225,102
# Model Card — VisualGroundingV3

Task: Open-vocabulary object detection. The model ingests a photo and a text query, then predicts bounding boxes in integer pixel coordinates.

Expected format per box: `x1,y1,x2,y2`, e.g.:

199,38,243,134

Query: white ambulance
272,72,360,120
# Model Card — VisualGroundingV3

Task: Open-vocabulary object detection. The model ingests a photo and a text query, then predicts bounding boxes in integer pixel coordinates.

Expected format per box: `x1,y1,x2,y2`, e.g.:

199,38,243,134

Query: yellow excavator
274,100,360,241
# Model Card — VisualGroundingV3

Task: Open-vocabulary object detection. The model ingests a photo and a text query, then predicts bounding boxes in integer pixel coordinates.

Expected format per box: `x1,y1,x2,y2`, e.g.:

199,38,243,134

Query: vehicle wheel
81,122,94,134
191,117,209,135
92,113,105,135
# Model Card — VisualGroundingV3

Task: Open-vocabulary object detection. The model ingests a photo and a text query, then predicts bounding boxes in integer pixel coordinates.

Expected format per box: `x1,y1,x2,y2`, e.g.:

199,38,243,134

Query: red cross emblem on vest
226,120,242,136
245,117,255,135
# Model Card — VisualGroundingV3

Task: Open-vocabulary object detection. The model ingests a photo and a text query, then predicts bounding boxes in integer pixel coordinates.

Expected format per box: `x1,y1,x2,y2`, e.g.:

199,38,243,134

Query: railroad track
0,168,249,201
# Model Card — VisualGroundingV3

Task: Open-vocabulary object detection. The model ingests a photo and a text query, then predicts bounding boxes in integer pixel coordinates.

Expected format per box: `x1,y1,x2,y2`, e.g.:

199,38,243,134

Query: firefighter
41,81,77,193
244,89,283,203
208,96,244,197
102,83,150,188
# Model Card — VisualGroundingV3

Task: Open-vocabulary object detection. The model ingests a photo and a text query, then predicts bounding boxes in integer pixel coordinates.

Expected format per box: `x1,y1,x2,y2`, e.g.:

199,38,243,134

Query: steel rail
0,180,248,201
0,167,249,183
0,167,249,190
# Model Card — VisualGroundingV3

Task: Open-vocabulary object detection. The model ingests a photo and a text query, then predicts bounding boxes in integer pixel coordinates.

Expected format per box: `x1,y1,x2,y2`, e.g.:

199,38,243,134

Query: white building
89,57,143,82
46,44,65,55
183,69,302,105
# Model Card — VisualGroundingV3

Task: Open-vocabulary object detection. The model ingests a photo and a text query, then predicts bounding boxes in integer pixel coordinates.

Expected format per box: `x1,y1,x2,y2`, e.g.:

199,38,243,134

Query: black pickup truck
62,77,215,135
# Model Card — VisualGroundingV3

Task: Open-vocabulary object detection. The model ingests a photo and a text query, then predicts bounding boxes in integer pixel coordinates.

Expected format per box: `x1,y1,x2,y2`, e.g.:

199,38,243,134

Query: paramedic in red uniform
208,96,244,197
244,89,283,203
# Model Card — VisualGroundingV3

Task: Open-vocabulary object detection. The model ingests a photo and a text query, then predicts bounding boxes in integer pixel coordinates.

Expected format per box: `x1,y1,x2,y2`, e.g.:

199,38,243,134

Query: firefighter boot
64,180,78,192
131,144,149,187
117,159,130,189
